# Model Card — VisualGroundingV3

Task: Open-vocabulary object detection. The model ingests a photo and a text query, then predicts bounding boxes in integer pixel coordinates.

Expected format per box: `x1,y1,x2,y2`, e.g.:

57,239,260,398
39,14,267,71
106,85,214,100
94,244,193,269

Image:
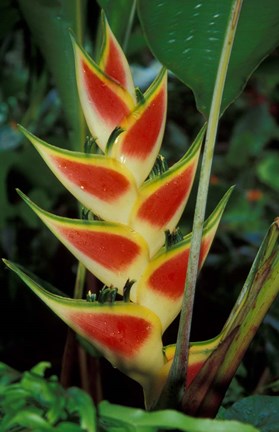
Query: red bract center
68,311,152,357
82,60,130,125
52,155,130,201
149,249,190,299
103,37,127,88
57,227,141,271
121,89,166,159
138,165,194,228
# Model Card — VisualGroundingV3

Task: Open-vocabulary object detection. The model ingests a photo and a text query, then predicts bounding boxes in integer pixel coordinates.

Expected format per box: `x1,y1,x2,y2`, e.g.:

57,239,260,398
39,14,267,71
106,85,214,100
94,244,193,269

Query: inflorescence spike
165,227,184,249
149,154,169,179
123,279,136,302
98,285,118,304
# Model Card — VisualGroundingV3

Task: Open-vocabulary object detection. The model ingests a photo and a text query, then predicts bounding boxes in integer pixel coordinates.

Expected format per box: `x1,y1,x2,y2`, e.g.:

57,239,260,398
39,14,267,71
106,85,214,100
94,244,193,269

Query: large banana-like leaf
137,0,279,117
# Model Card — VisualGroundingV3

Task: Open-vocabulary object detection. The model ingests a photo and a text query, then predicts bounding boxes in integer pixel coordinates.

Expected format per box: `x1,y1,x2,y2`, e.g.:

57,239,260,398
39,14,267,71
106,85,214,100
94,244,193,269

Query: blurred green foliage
0,362,96,431
3,361,277,432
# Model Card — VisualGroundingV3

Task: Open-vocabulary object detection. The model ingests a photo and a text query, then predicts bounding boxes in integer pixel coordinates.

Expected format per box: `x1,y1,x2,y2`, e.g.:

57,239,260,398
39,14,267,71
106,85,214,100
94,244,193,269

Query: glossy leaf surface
137,0,279,117
99,400,259,432
220,395,279,432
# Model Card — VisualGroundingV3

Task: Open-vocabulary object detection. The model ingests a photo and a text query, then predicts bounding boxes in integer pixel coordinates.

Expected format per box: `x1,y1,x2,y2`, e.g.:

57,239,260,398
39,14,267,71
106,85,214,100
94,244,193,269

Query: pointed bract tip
17,124,30,137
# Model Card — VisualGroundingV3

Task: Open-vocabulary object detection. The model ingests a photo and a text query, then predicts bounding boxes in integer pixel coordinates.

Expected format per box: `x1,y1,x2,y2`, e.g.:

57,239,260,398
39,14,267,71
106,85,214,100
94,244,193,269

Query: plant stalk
122,0,137,53
157,0,243,410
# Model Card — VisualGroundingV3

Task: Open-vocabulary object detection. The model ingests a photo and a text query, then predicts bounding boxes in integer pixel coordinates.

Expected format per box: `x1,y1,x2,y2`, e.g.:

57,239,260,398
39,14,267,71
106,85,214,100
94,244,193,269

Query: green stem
122,0,136,53
74,261,87,298
157,0,243,410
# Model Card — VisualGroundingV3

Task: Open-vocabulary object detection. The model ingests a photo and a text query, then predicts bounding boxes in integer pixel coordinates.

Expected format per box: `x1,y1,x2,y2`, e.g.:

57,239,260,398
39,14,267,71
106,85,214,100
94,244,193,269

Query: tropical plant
1,0,279,429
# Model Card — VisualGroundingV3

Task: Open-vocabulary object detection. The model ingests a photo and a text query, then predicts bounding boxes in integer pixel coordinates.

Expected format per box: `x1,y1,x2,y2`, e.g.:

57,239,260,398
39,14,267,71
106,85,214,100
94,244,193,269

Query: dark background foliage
0,0,279,409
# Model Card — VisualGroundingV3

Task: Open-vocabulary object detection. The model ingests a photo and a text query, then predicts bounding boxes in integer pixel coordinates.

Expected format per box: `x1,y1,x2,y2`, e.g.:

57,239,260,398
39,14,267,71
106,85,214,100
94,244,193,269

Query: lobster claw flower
18,126,138,225
2,260,165,392
4,13,234,408
17,190,149,293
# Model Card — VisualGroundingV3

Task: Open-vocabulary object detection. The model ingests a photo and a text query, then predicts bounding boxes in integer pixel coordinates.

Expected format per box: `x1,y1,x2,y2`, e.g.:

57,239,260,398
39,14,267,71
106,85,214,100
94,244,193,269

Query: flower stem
156,0,243,410
122,0,136,53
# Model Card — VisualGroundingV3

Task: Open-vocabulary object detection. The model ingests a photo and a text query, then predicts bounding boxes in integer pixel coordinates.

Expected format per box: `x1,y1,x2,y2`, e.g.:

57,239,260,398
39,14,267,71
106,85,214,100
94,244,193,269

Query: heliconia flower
18,126,138,225
17,190,149,292
4,14,234,409
2,260,165,392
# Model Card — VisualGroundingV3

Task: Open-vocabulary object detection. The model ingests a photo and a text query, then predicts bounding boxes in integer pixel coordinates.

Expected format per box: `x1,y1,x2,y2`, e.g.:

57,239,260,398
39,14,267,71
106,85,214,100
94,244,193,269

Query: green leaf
67,387,97,432
4,407,54,431
183,221,279,417
137,0,279,117
99,401,259,432
257,152,279,191
226,105,279,168
55,423,84,432
219,396,279,432
0,361,97,431
0,0,20,39
30,362,52,377
18,0,87,149
0,363,21,387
